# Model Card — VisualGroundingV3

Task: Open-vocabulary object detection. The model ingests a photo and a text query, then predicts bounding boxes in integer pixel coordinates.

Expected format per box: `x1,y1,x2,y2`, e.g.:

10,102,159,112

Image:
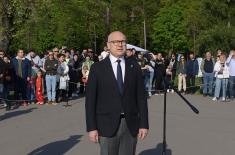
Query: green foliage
152,3,188,52
0,0,235,55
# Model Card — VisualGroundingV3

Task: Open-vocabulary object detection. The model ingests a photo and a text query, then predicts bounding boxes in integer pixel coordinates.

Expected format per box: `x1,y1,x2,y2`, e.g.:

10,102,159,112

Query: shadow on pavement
0,107,38,121
139,143,172,155
28,135,83,155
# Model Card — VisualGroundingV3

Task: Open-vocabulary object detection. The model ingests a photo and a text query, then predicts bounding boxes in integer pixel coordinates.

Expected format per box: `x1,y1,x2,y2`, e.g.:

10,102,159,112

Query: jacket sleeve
136,63,149,129
200,59,205,74
85,64,98,132
195,60,199,75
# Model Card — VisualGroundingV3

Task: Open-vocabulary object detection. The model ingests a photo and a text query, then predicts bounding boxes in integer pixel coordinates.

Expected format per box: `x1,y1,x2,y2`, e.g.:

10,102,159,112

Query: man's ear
107,43,110,50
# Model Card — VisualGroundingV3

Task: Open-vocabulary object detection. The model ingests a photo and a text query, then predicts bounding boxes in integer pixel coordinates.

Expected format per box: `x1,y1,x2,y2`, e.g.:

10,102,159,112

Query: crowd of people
0,47,235,111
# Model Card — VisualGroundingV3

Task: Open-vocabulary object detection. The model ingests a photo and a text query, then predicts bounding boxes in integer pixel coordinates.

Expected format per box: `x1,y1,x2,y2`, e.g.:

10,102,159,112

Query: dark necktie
116,59,124,95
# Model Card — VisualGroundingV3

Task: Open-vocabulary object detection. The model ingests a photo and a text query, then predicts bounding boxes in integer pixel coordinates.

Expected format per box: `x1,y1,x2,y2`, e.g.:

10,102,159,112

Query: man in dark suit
86,31,149,155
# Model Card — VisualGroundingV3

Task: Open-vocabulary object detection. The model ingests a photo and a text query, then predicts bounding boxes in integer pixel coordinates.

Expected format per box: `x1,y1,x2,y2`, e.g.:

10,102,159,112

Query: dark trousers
229,76,235,98
15,78,27,101
99,119,137,155
186,75,196,94
155,75,163,93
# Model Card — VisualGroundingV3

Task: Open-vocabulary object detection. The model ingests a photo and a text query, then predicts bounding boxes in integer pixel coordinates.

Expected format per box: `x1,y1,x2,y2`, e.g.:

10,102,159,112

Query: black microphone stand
161,78,199,155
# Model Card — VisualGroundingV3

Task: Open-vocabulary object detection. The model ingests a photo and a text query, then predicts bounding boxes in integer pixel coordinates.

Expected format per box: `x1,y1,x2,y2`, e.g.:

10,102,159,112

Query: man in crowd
227,49,235,100
154,52,166,95
186,52,199,94
0,50,6,104
86,31,149,155
100,46,109,59
201,51,215,97
12,49,31,106
44,50,58,104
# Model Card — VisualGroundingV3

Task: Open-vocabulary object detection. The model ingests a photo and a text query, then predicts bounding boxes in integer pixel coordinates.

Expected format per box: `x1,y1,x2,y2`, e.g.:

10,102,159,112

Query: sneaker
221,97,226,102
167,89,170,93
212,97,218,101
171,89,174,93
52,101,57,105
148,92,152,97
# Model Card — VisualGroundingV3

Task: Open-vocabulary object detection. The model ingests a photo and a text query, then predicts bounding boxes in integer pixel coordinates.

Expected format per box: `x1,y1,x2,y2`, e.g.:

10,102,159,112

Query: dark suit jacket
85,56,149,137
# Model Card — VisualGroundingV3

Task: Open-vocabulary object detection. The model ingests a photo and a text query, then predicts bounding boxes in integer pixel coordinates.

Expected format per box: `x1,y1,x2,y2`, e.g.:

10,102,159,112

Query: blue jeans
229,76,235,98
145,72,154,93
203,72,214,95
214,78,228,98
46,75,57,101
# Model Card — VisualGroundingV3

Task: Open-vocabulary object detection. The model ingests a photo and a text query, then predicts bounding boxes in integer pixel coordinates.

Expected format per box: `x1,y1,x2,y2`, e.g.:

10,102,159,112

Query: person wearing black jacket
86,31,149,155
0,50,7,105
68,54,82,98
186,52,199,94
154,52,166,95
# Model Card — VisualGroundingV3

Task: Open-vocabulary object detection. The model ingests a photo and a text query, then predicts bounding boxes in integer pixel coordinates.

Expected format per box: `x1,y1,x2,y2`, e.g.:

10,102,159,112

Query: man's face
30,51,35,58
18,50,24,58
48,52,54,59
107,32,126,58
190,54,194,59
0,52,4,59
206,52,211,59
59,56,65,62
157,53,162,60
126,50,133,57
171,54,175,60
3,57,9,63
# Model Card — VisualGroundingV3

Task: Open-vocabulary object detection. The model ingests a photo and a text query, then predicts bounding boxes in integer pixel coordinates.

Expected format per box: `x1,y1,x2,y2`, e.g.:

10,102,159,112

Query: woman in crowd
213,53,230,101
57,54,69,103
177,55,187,94
68,54,82,98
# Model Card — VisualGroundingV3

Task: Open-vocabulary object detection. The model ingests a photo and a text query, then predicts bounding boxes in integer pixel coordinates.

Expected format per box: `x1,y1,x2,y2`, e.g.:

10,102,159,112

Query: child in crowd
82,65,89,86
36,70,44,105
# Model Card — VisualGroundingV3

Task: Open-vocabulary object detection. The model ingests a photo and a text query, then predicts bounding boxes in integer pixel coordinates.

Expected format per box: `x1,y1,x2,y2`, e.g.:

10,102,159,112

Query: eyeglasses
109,40,127,46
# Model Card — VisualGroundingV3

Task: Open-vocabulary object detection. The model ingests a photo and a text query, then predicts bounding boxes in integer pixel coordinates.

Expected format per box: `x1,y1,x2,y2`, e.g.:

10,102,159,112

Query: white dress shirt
109,53,125,82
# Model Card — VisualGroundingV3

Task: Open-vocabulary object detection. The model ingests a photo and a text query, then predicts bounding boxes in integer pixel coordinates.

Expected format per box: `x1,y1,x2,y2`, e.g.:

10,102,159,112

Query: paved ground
0,94,235,155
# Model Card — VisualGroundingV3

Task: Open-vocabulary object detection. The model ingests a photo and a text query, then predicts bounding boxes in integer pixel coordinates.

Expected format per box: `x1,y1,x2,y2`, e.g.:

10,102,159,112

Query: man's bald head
107,31,126,43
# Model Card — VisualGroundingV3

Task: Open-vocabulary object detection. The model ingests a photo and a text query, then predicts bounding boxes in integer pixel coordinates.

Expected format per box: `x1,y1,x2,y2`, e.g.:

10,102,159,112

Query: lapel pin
130,64,133,68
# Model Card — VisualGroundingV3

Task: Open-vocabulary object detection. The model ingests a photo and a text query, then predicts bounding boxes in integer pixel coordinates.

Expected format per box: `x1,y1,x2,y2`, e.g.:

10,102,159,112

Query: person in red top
36,70,44,105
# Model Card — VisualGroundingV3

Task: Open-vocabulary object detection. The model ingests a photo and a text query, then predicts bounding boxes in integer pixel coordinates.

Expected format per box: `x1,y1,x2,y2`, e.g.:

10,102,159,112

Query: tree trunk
0,0,12,52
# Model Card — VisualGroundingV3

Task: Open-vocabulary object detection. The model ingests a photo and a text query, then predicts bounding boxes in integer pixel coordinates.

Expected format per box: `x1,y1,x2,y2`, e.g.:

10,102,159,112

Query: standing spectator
213,53,229,101
186,52,199,94
168,53,177,86
100,46,109,59
57,54,69,103
68,54,82,98
53,47,59,60
82,55,94,73
65,50,71,64
201,51,215,97
12,49,31,106
154,52,166,95
36,70,44,105
137,53,148,86
226,49,235,100
177,55,187,94
0,50,6,105
70,48,76,58
44,51,58,104
3,56,14,110
145,53,155,96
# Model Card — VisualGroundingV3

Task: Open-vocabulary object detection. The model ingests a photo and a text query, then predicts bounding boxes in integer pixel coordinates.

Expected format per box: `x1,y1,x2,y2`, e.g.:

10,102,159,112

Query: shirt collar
109,53,125,64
